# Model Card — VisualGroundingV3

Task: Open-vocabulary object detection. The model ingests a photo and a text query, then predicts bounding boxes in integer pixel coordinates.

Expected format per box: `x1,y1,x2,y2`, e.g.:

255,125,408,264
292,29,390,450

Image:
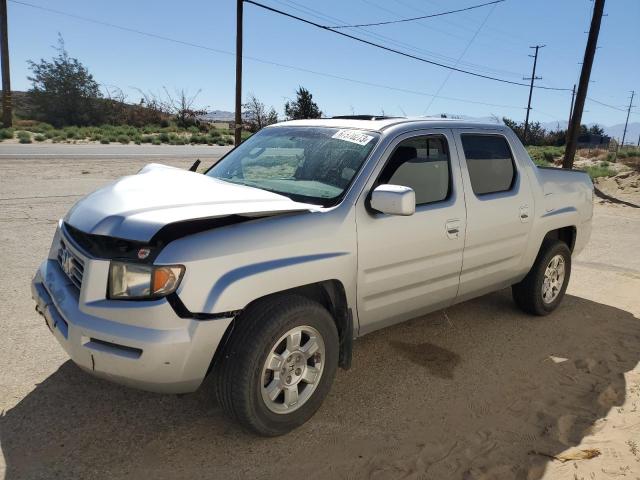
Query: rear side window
461,134,515,195
379,136,451,205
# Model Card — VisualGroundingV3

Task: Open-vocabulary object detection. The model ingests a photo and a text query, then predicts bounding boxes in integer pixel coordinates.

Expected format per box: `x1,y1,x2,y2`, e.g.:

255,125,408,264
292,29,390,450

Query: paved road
0,143,233,160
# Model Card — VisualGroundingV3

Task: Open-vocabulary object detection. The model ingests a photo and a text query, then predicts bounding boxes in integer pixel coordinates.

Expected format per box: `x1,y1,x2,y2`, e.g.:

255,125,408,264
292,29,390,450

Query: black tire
213,294,339,436
512,239,572,316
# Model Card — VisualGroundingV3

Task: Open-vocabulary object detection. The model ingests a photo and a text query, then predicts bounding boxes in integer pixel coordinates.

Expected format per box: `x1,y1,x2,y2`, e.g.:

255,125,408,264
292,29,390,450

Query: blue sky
7,0,640,126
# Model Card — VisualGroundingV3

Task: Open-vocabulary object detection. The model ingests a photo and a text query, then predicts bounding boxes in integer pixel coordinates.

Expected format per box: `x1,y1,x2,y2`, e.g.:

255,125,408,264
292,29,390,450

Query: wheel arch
543,225,577,252
209,280,353,374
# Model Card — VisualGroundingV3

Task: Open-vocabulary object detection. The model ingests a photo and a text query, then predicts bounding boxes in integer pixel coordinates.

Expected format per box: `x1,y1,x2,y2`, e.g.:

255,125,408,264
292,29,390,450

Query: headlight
108,262,185,300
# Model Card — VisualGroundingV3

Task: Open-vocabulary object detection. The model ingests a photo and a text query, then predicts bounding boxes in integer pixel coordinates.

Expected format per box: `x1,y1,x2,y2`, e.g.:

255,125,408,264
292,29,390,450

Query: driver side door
355,130,466,335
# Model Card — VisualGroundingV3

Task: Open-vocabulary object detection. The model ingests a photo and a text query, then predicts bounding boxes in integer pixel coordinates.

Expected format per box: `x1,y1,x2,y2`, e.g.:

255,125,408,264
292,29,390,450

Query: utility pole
620,90,635,148
567,84,576,126
563,0,605,169
234,0,243,146
0,0,12,127
523,45,544,144
565,84,576,146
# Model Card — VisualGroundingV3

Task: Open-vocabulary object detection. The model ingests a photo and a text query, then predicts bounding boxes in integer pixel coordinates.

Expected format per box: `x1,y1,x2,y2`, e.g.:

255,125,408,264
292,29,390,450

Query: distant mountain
601,123,640,144
200,110,252,122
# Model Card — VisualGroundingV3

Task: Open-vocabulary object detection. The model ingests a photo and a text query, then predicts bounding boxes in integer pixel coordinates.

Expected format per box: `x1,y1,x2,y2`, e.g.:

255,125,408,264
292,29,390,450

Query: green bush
607,152,616,162
141,135,153,143
34,134,46,142
117,135,130,144
159,132,170,143
0,128,14,140
17,131,32,143
526,145,564,166
151,137,162,145
100,138,110,144
582,164,616,179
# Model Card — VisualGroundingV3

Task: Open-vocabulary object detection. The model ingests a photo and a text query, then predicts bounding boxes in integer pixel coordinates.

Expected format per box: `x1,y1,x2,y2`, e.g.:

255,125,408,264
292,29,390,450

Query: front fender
155,208,358,316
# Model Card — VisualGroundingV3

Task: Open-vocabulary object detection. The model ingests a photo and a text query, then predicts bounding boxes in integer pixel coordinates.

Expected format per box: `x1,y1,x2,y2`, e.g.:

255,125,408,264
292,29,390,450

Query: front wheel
512,239,572,316
214,294,339,436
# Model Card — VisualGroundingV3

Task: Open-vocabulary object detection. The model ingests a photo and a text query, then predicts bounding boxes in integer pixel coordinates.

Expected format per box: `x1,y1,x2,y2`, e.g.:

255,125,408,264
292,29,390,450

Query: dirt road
1,150,639,479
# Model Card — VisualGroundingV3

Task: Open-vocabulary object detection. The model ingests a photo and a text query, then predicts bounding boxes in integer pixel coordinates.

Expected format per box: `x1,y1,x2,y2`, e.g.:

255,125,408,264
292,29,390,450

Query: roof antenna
189,159,201,172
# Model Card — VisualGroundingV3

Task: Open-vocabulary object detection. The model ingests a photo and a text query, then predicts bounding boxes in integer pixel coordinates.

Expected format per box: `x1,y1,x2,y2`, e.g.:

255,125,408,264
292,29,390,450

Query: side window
461,134,515,195
379,135,451,205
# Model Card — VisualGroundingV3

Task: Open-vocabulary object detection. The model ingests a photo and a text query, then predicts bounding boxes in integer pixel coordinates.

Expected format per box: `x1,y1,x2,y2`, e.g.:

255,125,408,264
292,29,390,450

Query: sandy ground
1,148,639,480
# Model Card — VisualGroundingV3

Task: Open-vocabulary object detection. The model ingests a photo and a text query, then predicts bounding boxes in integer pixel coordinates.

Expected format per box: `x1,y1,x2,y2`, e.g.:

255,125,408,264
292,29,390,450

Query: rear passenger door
355,131,466,334
454,130,534,302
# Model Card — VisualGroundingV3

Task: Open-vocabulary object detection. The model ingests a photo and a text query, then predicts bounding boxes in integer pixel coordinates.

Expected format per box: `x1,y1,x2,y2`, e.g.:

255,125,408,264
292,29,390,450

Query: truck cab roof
271,116,510,133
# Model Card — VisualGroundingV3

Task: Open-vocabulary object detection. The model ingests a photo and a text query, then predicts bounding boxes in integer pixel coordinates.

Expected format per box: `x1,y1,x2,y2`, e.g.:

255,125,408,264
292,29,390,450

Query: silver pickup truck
32,117,593,435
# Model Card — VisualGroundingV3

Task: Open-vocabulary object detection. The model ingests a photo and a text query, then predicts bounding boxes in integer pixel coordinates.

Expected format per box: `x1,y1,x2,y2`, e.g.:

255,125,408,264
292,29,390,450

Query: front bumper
32,259,233,393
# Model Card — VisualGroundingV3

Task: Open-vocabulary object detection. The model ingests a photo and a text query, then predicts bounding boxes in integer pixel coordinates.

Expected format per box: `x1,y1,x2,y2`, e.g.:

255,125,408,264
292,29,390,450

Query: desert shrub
17,131,32,143
117,134,130,144
0,128,13,140
141,135,153,143
607,152,616,162
100,138,110,144
526,145,564,166
34,134,46,142
151,137,162,145
159,132,170,143
601,160,610,167
582,164,616,179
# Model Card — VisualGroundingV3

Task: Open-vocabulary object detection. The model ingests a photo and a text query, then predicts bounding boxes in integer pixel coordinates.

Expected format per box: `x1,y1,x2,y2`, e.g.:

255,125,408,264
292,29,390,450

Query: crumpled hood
64,163,318,242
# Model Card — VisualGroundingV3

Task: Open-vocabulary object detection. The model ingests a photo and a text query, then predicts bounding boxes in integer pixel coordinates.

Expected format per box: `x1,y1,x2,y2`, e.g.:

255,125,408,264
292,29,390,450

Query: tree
284,87,322,120
588,124,604,136
162,88,207,128
502,117,567,146
27,35,101,127
243,93,278,132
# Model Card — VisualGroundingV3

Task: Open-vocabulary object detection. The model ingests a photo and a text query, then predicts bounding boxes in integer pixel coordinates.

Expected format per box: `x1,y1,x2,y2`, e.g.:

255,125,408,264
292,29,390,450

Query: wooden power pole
620,90,635,148
0,0,12,127
234,0,243,146
523,45,544,144
563,0,605,169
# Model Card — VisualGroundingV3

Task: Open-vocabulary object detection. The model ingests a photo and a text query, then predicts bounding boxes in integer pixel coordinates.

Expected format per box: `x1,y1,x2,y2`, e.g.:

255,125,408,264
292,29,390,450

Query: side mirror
370,184,415,216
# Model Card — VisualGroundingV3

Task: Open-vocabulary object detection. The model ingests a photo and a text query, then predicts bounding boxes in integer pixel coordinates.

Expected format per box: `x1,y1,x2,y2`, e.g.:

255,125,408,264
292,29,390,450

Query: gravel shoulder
1,149,639,480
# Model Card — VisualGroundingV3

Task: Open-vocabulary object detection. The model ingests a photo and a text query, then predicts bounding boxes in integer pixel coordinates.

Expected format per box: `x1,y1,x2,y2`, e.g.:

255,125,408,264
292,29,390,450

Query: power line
585,96,627,112
329,0,504,29
424,1,498,114
7,0,527,112
276,0,526,80
245,0,571,91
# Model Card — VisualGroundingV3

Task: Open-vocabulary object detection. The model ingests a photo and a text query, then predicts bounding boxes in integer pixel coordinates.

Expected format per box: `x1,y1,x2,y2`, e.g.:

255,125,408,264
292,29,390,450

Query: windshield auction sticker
332,129,374,146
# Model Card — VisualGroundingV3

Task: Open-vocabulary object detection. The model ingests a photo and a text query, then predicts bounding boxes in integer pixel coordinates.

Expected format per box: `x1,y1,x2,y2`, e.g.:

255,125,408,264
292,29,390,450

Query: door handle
520,204,530,223
445,220,461,239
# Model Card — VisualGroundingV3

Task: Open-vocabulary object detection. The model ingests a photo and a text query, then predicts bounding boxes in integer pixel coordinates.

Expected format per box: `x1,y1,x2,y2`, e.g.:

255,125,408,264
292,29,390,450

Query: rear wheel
512,239,572,316
214,294,339,436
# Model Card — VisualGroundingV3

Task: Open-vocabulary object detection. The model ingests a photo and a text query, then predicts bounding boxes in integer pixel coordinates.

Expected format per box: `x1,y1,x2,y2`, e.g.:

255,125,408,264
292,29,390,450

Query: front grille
57,239,85,290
